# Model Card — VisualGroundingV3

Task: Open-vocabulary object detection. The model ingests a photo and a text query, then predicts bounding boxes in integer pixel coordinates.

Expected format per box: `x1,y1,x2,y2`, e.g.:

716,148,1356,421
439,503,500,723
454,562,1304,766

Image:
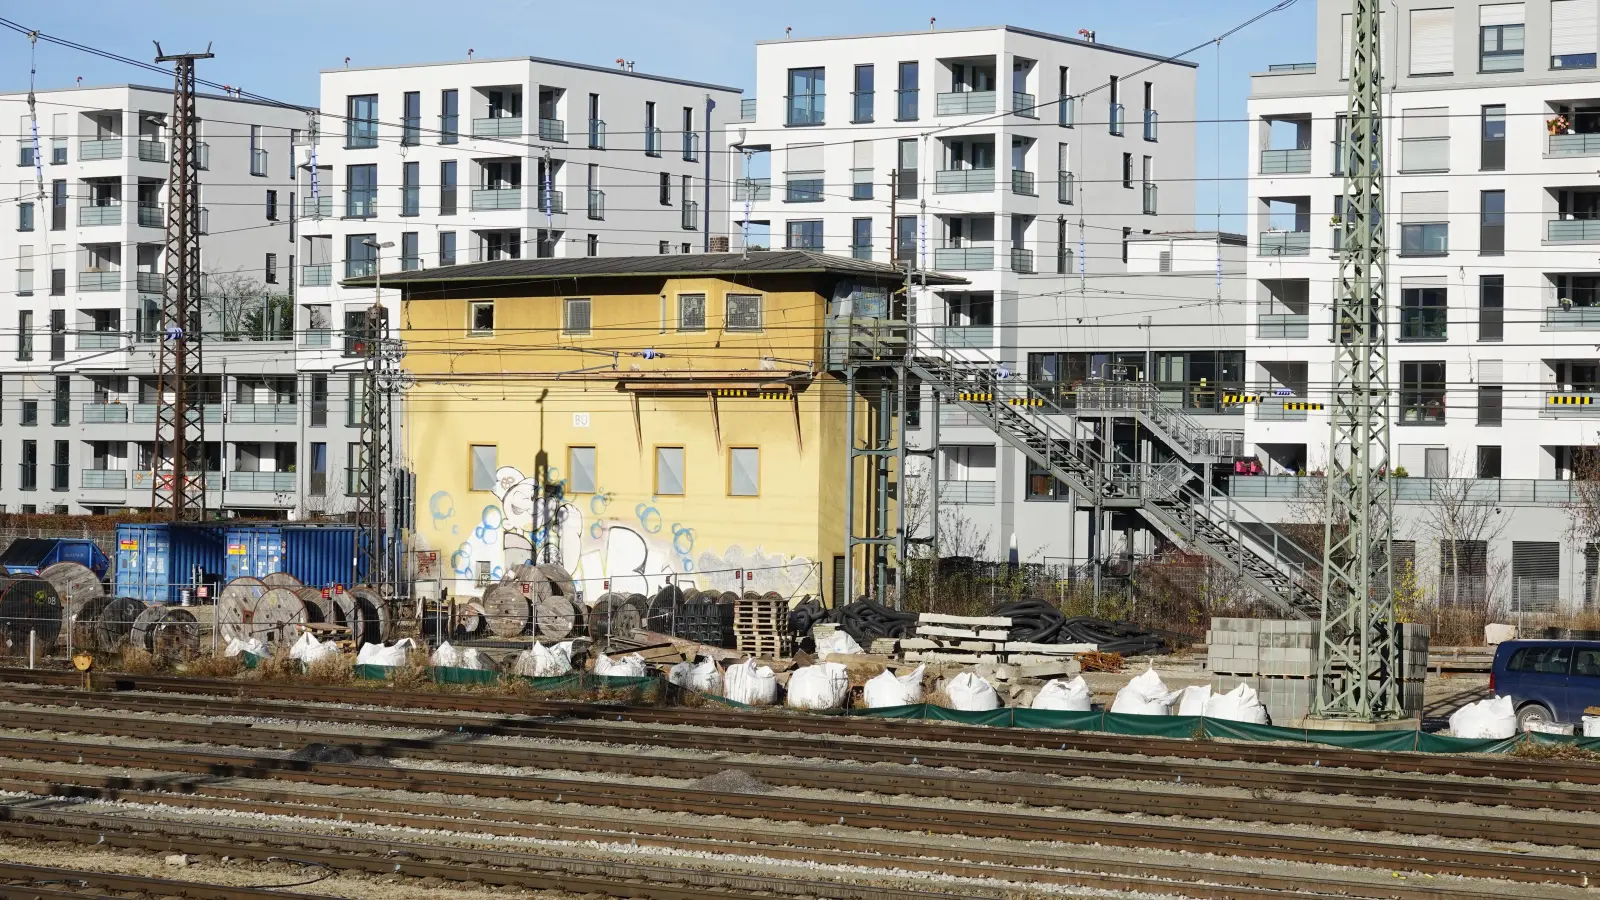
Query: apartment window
1480,6,1525,72
851,217,872,260
1400,223,1448,256
786,219,822,250
439,231,457,266
1400,361,1446,424
677,293,706,331
346,94,378,148
19,440,35,492
440,160,457,214
897,61,919,120
16,311,32,361
401,161,420,216
468,300,494,335
51,440,67,491
564,297,592,334
20,401,36,427
645,101,659,156
345,234,376,279
345,164,377,218
1121,153,1133,188
659,240,670,255
1553,0,1599,67
1480,190,1505,254
50,179,65,230
17,201,33,232
265,253,278,284
306,442,326,496
469,444,497,491
53,375,68,425
729,447,760,496
400,231,419,271
1122,227,1132,264
1481,105,1506,170
568,446,596,494
725,294,762,331
437,89,459,145
1477,445,1503,478
787,66,826,126
681,242,691,254
1479,274,1504,340
401,91,421,146
853,64,875,123
265,189,278,220
1401,283,1447,341
1409,7,1455,75
1478,386,1504,426
48,309,63,361
659,172,671,205
655,446,685,495
586,234,597,256
310,373,328,427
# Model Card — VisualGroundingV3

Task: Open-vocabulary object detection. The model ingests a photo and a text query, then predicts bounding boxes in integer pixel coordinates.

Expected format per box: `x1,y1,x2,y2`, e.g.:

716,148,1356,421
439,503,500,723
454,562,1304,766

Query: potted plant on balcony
1549,114,1572,135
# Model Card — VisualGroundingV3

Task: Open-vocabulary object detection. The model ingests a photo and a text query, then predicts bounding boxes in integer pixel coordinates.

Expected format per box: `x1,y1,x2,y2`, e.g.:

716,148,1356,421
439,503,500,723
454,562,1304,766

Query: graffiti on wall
434,464,819,598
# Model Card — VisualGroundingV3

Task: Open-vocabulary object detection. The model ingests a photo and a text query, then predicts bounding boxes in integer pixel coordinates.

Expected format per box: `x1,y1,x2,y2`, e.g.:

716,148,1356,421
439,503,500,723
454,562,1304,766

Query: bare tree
199,270,291,340
1411,451,1511,628
1564,435,1600,608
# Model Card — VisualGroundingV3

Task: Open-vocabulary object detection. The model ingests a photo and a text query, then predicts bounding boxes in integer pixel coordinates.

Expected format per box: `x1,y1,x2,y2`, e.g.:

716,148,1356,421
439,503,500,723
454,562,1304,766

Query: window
440,89,459,144
401,161,420,216
345,164,377,218
1481,105,1506,170
659,172,671,205
17,201,33,232
310,373,328,427
400,231,419,271
19,440,35,491
568,446,596,494
896,138,917,199
1480,190,1504,254
564,297,592,334
1409,7,1455,75
346,94,378,148
51,440,67,491
469,445,497,491
851,217,872,260
1400,222,1448,256
1552,0,1597,67
20,401,36,426
401,90,421,145
729,447,759,496
1121,152,1133,187
1476,275,1504,341
897,61,919,120
1478,386,1503,426
1440,539,1489,606
265,189,278,220
1477,444,1502,477
658,240,670,255
786,219,822,250
53,375,68,425
1122,226,1131,264
1579,647,1600,676
586,234,598,256
656,446,685,495
853,64,874,122
264,253,278,284
307,442,326,496
1479,5,1525,71
439,231,457,266
645,101,659,156
345,234,376,278
787,67,826,126
439,160,457,215
677,294,706,331
17,310,32,361
1508,644,1570,673
49,309,63,361
1512,541,1561,612
462,300,495,336
1400,284,1447,340
1400,361,1446,424
50,179,64,230
725,294,762,331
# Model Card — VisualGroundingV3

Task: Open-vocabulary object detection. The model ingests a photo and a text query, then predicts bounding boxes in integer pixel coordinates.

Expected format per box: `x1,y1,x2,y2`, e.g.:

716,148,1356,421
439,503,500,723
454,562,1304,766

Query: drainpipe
703,95,714,252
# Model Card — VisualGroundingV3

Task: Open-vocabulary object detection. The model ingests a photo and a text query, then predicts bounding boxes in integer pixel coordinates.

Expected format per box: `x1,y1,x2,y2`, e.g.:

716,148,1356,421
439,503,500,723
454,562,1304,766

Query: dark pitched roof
344,250,968,289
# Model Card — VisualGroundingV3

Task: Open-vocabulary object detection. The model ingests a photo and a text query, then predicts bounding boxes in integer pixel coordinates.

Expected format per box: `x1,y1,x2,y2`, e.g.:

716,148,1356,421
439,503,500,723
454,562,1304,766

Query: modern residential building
1245,0,1600,610
1,84,314,516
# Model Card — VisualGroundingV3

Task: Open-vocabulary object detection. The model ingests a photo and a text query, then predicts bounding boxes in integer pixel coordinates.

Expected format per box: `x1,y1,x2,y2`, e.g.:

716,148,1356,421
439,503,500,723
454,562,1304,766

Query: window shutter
565,298,591,333
1400,191,1448,221
852,140,872,168
1403,107,1450,138
1552,0,1598,59
1480,3,1523,26
1478,359,1504,383
1409,8,1454,74
786,142,823,172
1341,14,1352,78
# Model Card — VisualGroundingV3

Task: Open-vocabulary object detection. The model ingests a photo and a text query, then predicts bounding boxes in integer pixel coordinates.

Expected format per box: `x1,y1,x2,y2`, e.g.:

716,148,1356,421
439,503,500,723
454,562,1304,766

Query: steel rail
0,860,339,899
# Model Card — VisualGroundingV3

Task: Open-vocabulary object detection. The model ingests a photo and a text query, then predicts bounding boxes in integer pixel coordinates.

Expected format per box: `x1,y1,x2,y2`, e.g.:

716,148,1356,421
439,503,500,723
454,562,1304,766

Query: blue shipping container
115,524,228,604
0,538,111,579
224,526,285,580
221,524,360,588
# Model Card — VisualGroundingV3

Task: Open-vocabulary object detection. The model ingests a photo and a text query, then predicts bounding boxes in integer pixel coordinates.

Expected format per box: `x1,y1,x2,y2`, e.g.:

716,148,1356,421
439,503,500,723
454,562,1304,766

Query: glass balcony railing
682,201,699,230
1258,231,1310,256
300,328,332,347
733,178,771,201
1260,148,1312,174
472,116,523,138
137,203,162,228
682,130,699,161
1143,108,1158,141
1010,247,1035,274
740,98,757,121
132,471,216,491
80,469,127,490
1011,170,1036,196
133,404,221,424
136,140,166,163
229,471,296,492
1012,91,1037,117
1057,170,1074,204
933,245,994,270
1544,391,1600,416
1109,103,1125,136
940,480,997,505
301,195,333,218
785,94,825,126
439,114,459,144
193,141,209,170
250,147,268,176
471,188,521,210
588,119,605,149
82,403,129,424
932,325,994,349
1549,132,1600,156
1545,305,1600,329
587,189,605,220
1256,313,1309,339
935,168,996,193
539,188,564,214
897,89,918,121
75,331,121,350
539,118,565,142
230,404,297,425
1057,96,1075,127
936,91,995,115
1142,183,1158,215
79,270,120,291
78,204,121,226
80,138,122,161
645,127,662,156
136,271,162,293
1547,218,1600,241
301,264,331,286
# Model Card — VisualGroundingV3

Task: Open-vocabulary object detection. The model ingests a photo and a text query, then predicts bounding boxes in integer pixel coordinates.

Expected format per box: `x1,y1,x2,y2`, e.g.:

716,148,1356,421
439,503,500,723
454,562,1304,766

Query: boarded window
568,446,596,494
725,294,762,331
469,445,497,491
656,447,685,495
729,447,759,496
564,297,591,334
678,294,706,331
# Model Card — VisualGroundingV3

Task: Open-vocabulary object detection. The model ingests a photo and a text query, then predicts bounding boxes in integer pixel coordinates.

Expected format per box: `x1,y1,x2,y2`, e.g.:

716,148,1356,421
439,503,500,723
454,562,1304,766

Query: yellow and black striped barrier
1223,394,1261,405
1008,397,1045,408
957,392,994,402
1549,394,1594,406
715,389,790,400
1283,401,1324,411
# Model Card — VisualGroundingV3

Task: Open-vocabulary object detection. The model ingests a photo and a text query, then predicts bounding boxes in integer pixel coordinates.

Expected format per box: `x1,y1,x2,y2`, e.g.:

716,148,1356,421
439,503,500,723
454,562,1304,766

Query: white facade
1245,0,1600,610
0,84,308,515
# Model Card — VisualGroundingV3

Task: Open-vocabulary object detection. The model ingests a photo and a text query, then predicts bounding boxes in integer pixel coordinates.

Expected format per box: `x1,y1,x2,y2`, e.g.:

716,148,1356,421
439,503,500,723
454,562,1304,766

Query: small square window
656,446,685,495
729,447,759,496
678,294,706,331
469,301,494,335
564,297,592,334
469,444,497,491
568,446,596,493
725,294,762,331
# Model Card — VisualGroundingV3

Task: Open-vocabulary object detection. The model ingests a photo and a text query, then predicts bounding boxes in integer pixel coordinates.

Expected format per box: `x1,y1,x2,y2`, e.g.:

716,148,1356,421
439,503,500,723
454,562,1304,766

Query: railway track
0,860,339,899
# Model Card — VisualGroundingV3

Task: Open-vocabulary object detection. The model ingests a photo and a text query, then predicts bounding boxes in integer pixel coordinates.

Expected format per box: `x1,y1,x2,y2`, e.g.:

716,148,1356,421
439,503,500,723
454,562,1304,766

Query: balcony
940,480,996,505
1259,148,1311,174
1254,400,1308,421
933,245,994,270
78,204,121,227
740,98,757,121
682,200,698,230
1010,247,1035,274
734,178,771,201
1547,218,1600,242
1544,391,1600,416
935,168,995,193
79,270,120,291
471,188,521,210
1143,108,1158,141
1549,132,1600,157
936,91,995,116
80,470,127,490
136,271,162,293
230,471,296,493
473,117,523,138
76,331,121,350
133,404,221,424
136,140,166,163
539,118,565,142
645,127,662,156
1142,183,1158,215
1258,231,1310,256
682,131,699,161
587,189,605,220
194,142,209,170
136,203,162,228
301,264,331,286
1011,170,1036,196
1012,91,1036,117
588,119,605,149
786,95,826,127
82,403,128,424
933,325,994,349
80,139,122,161
250,148,268,176
132,471,215,491
784,173,823,202
1057,170,1074,204
301,195,333,218
1545,306,1600,330
1057,96,1075,127
1256,313,1309,338
538,188,565,214
1398,137,1449,173
1228,475,1579,506
230,404,297,425
300,328,332,347
1109,103,1125,136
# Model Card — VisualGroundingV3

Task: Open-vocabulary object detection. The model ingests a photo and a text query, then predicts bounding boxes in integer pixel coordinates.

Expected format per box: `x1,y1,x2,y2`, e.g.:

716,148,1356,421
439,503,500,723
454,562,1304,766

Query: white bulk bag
224,636,267,658
1448,695,1517,739
1030,676,1092,711
458,647,493,670
786,662,851,710
356,638,414,667
724,658,778,706
429,641,461,668
1110,666,1180,715
667,657,723,694
863,665,925,708
513,641,574,678
945,671,1000,711
1584,716,1600,738
1176,684,1212,717
819,630,865,656
289,632,339,665
593,652,647,677
1204,682,1269,724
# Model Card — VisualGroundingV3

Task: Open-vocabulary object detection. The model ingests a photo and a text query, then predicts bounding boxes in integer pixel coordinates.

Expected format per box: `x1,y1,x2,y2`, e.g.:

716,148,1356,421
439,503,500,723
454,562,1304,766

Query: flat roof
0,83,311,112
1128,231,1247,245
321,56,742,94
758,24,1198,69
345,250,967,288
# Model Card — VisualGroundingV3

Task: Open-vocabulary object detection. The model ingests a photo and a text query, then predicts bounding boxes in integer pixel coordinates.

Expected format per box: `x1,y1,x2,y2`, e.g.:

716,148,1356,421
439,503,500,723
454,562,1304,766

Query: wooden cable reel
294,587,329,624
66,595,113,651
38,562,103,609
216,577,267,643
94,596,148,650
480,581,532,639
130,605,200,657
262,572,303,590
251,587,308,644
348,586,388,645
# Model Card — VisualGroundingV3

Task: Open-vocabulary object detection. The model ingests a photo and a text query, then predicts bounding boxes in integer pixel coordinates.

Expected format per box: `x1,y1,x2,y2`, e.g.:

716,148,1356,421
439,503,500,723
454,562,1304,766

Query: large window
1400,222,1448,256
1440,539,1489,607
725,294,763,331
346,94,378,148
345,164,377,218
1479,8,1525,72
786,219,822,249
897,61,919,120
1154,350,1245,413
400,232,419,271
1400,284,1447,341
1478,386,1503,426
851,218,872,259
1400,361,1446,424
1553,0,1599,68
1480,189,1504,254
852,64,874,123
344,234,376,279
787,67,825,126
401,91,420,146
677,293,706,331
439,231,456,266
440,89,459,143
440,160,457,214
19,439,35,491
1481,105,1506,170
401,161,420,216
1479,275,1504,340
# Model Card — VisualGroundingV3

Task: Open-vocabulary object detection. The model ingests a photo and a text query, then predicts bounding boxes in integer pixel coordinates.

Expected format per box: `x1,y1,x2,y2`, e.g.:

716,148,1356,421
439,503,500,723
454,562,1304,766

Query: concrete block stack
1398,623,1430,717
1206,617,1319,727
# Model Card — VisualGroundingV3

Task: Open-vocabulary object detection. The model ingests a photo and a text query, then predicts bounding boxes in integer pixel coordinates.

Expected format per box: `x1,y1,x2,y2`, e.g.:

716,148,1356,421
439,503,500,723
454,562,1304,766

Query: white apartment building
1245,0,1600,611
1,84,311,516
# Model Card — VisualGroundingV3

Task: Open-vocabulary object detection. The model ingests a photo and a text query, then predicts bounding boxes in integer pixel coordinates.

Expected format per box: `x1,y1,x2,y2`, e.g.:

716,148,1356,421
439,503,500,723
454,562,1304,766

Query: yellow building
363,251,962,604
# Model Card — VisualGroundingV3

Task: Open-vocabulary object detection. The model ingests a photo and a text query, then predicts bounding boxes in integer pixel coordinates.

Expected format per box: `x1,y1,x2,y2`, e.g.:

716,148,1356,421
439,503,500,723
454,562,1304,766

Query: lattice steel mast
1313,0,1399,720
151,44,213,520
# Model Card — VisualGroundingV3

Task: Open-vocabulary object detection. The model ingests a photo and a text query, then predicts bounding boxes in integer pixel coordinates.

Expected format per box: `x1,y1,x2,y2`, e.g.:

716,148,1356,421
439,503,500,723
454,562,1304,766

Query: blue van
1490,639,1600,728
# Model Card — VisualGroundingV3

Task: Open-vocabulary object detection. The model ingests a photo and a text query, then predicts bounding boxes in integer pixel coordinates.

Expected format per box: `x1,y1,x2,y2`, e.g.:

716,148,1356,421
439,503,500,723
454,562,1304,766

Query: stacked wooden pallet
733,595,793,657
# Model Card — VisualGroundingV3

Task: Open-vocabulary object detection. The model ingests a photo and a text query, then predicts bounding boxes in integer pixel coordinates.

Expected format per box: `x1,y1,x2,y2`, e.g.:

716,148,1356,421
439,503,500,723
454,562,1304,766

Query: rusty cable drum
457,601,486,637
262,572,302,590
644,585,682,634
38,562,103,611
586,592,625,643
719,591,740,605
95,596,147,650
294,587,328,624
251,588,308,644
130,605,200,657
0,577,62,654
349,586,389,643
216,577,267,644
480,581,532,638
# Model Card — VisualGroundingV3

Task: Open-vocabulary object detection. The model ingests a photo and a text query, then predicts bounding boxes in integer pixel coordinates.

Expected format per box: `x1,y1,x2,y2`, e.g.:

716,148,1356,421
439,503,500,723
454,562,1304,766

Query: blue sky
2,0,1319,230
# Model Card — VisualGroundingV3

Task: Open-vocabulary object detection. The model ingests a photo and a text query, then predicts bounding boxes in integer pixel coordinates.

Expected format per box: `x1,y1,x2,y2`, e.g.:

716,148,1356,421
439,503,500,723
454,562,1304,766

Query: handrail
1074,377,1244,459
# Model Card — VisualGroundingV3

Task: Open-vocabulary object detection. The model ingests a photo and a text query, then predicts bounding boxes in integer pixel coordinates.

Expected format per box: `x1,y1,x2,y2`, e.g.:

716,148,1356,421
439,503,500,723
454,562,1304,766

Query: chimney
709,236,730,253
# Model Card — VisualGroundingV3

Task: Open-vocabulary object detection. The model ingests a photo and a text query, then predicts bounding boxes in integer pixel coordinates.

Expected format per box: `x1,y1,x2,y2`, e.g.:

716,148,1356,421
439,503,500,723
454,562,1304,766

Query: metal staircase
1071,378,1244,464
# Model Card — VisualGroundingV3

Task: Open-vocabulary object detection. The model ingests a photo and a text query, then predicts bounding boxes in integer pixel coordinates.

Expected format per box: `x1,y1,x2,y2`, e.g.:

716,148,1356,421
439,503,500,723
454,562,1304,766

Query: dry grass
179,653,245,678
1511,739,1600,761
113,646,160,675
303,653,354,684
1078,651,1126,673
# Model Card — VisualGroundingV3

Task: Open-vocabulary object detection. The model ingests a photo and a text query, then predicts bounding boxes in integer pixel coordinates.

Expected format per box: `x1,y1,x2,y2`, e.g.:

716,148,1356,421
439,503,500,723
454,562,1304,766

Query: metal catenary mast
1313,0,1400,720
